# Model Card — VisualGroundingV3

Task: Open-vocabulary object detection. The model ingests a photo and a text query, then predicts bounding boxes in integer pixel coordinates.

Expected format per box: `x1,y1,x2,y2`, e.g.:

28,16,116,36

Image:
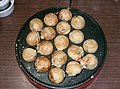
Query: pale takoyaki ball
66,61,83,76
26,31,40,46
83,39,98,53
56,21,71,35
71,16,85,29
54,35,69,50
80,54,98,70
22,48,36,62
35,56,51,72
69,30,84,44
44,13,58,26
49,67,65,83
67,45,84,61
41,27,56,40
52,50,67,67
37,41,53,55
29,18,43,31
59,9,72,21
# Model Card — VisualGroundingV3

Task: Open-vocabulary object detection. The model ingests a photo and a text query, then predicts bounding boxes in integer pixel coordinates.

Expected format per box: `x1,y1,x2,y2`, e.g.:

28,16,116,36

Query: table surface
0,0,120,89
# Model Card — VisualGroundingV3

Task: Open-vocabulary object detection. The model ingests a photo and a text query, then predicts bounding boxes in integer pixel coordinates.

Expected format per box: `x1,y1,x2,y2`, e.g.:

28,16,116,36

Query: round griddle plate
15,7,107,89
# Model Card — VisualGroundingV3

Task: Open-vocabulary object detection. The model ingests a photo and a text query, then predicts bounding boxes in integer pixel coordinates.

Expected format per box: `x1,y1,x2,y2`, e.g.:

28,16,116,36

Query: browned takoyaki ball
56,21,71,35
29,18,43,31
71,15,85,29
52,50,67,67
35,56,51,72
41,27,56,40
66,61,83,76
54,35,69,50
59,9,72,21
49,67,65,83
44,13,58,26
26,31,40,46
80,54,98,70
83,39,98,53
67,45,84,61
69,30,84,44
22,48,37,62
37,41,53,55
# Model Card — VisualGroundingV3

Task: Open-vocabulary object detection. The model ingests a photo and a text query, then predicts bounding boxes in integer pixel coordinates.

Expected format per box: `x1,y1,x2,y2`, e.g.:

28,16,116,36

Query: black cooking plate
15,7,107,89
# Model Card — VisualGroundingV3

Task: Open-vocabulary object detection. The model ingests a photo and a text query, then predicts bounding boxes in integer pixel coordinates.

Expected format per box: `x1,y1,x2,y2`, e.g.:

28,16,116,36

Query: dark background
0,0,120,89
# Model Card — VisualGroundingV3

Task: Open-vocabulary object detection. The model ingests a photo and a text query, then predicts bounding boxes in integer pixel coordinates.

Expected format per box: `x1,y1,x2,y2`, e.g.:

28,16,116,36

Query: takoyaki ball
29,18,43,31
83,39,98,53
52,50,67,67
22,48,36,62
49,67,65,83
69,30,84,44
66,61,83,76
71,16,85,29
59,9,72,21
26,31,40,46
80,54,98,70
37,41,53,55
35,56,51,72
56,21,71,35
54,35,69,50
41,27,56,40
67,45,84,61
44,13,58,26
